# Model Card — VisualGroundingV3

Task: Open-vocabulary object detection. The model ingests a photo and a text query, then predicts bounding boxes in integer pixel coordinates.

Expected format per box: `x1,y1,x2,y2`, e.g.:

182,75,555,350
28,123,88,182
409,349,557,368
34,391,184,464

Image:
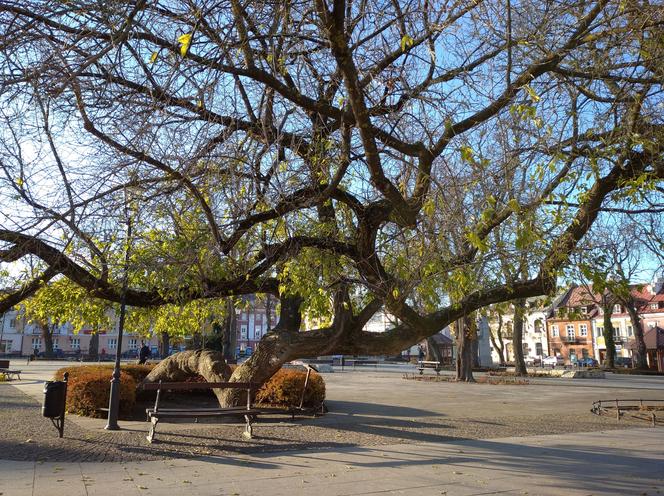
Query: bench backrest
142,381,256,391
0,360,9,369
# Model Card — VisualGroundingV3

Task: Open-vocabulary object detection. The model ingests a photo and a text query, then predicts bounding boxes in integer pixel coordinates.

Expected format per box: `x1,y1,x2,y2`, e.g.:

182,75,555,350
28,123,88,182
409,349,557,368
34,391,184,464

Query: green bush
64,369,136,418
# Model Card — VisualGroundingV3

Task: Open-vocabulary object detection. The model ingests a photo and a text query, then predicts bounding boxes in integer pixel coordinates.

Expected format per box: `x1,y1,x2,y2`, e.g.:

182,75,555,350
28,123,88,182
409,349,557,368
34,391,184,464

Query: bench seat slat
147,407,251,413
148,409,262,418
142,381,255,391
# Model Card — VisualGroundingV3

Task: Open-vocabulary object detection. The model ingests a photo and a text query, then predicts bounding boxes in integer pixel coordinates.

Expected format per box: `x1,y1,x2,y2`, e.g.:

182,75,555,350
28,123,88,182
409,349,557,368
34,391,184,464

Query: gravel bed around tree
0,384,645,463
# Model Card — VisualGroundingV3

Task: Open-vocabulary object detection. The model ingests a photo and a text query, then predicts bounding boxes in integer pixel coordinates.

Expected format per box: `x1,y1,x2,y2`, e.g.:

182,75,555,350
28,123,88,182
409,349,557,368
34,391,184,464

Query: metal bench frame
0,368,22,380
143,381,259,443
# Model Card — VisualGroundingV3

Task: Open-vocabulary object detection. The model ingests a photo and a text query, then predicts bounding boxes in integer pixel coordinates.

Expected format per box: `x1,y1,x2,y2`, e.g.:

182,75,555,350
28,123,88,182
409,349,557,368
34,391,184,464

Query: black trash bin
42,380,66,418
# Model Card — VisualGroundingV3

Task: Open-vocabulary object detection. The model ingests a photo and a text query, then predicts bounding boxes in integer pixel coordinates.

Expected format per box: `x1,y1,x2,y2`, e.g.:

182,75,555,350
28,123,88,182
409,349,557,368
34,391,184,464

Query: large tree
1,0,662,403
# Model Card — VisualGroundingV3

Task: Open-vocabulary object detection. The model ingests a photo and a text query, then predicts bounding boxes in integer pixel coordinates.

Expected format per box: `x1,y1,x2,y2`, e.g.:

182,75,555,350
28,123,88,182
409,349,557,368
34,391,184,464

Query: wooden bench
345,359,379,370
0,360,22,380
143,381,261,443
417,360,442,375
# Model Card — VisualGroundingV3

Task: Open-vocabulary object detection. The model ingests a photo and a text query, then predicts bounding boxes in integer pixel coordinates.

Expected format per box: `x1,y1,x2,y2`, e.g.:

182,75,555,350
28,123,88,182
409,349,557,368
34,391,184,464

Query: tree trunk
143,295,306,407
221,299,236,362
265,294,273,331
142,349,233,403
625,302,647,369
471,339,480,368
489,314,507,366
513,299,528,376
426,336,444,363
455,316,475,382
88,327,99,359
159,331,170,359
190,332,203,350
602,298,616,369
40,322,54,357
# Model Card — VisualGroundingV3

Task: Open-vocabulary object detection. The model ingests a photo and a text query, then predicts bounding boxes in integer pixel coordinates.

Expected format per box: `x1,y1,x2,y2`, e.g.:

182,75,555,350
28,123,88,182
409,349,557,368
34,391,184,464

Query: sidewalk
2,427,663,496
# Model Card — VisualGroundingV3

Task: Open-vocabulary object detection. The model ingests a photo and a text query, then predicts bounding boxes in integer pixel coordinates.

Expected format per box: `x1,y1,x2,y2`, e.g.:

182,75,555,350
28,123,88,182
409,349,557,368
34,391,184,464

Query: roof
553,283,664,315
430,334,453,346
565,285,599,307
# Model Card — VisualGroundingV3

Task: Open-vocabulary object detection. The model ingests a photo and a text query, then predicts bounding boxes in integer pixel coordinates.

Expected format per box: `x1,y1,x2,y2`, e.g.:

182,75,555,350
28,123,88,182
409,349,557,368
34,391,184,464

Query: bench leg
242,414,253,440
146,417,159,444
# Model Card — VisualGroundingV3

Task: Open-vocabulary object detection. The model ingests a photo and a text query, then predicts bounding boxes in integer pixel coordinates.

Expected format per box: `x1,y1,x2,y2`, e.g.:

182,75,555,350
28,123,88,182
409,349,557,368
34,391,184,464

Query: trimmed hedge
255,368,325,408
54,363,325,418
65,369,136,418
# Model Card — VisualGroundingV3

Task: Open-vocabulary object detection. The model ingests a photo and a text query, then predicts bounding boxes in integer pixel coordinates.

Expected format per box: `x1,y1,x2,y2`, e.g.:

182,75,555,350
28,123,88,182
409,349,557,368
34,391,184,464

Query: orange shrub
255,368,326,408
63,369,137,418
55,362,325,416
55,363,155,383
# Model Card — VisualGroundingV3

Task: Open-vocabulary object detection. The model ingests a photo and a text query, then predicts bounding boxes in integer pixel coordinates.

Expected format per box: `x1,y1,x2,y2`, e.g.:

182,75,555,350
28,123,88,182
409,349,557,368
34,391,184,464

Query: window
596,326,604,337
71,338,80,350
582,348,589,359
580,306,587,315
613,304,622,314
566,324,575,340
128,339,138,350
9,318,16,329
535,343,543,356
627,325,633,336
522,342,529,354
651,303,658,310
240,325,247,339
551,325,559,337
579,324,588,337
31,337,41,349
553,348,561,356
255,326,262,339
108,338,117,350
53,338,59,350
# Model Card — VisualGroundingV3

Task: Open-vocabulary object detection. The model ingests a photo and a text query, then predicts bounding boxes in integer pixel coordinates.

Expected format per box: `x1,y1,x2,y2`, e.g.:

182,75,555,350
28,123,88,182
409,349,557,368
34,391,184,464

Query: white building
488,297,550,364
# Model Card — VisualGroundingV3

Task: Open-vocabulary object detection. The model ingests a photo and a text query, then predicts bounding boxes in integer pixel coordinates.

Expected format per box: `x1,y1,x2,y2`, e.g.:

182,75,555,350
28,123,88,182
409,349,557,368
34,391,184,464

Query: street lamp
105,187,134,430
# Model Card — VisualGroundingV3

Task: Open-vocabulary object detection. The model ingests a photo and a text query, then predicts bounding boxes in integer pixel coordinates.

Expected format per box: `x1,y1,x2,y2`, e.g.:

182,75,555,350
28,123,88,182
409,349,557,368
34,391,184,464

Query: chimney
654,273,664,294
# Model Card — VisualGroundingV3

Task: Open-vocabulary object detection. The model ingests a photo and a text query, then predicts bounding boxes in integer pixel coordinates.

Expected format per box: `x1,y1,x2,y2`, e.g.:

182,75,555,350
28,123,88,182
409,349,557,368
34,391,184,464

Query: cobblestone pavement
0,383,644,463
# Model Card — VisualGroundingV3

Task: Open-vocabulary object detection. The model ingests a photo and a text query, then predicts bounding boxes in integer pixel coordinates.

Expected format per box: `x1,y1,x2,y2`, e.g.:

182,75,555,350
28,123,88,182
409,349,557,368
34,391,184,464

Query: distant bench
0,359,22,380
417,360,442,375
345,359,379,369
142,372,323,444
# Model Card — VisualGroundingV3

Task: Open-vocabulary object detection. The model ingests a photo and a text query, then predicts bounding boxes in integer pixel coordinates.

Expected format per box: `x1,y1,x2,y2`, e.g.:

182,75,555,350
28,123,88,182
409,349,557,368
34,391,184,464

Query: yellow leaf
400,34,414,52
149,51,158,64
178,33,192,56
524,85,540,103
460,146,474,163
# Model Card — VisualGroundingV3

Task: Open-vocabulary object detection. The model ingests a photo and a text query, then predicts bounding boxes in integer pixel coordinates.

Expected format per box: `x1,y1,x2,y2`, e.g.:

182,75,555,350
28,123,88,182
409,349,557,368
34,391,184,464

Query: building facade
488,298,550,364
0,308,158,357
547,286,598,364
235,294,278,355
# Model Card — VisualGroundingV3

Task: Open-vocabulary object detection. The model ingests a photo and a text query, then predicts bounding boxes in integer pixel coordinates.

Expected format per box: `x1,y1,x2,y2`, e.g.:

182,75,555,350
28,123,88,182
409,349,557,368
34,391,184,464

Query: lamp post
105,189,133,431
0,311,6,354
